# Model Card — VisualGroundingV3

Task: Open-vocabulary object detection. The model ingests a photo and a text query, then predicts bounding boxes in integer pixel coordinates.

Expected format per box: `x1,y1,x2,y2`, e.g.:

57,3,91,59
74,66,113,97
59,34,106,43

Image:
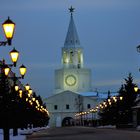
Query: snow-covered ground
97,125,116,129
0,129,25,140
136,125,140,131
0,127,48,140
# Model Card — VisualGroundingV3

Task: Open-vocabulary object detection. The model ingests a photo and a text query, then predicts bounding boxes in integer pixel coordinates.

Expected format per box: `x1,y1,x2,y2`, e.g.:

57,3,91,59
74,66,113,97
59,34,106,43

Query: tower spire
64,6,80,47
69,6,75,16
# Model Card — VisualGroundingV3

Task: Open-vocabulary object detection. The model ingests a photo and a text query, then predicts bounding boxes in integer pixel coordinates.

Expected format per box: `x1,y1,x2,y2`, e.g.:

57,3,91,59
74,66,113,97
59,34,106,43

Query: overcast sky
0,0,140,98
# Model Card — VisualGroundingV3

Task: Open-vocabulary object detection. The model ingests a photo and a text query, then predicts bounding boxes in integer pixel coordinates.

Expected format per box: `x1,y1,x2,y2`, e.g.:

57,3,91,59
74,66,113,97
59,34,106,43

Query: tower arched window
70,51,73,63
63,51,67,64
78,50,81,63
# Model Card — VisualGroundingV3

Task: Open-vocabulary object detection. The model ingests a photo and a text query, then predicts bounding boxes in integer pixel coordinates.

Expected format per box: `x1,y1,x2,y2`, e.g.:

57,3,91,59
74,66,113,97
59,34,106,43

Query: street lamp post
0,56,26,138
0,16,28,140
0,17,15,140
91,110,94,126
0,17,50,139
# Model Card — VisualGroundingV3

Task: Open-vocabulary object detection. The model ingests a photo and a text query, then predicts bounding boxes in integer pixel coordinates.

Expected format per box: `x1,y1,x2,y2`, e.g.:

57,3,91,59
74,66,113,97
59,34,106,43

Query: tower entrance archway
62,117,74,126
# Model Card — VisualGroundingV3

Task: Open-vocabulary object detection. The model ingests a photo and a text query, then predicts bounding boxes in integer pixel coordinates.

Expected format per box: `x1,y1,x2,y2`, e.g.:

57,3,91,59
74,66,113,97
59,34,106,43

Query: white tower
55,7,92,94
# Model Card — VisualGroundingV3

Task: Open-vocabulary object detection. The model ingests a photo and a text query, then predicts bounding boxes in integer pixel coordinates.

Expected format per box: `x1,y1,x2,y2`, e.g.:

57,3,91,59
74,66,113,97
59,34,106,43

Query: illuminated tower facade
55,7,92,93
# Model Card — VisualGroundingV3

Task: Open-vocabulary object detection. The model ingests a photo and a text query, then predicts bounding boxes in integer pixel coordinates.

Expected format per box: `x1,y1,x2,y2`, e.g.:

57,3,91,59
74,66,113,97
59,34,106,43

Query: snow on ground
136,125,140,131
0,129,26,140
0,135,25,140
0,127,48,140
97,125,116,129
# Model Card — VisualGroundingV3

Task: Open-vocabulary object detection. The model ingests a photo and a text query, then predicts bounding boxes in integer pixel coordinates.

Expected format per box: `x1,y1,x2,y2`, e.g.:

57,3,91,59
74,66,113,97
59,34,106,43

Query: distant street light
25,83,30,91
14,84,19,91
4,64,11,76
19,64,26,78
28,88,33,95
18,89,23,98
137,45,140,53
2,60,27,80
134,86,139,93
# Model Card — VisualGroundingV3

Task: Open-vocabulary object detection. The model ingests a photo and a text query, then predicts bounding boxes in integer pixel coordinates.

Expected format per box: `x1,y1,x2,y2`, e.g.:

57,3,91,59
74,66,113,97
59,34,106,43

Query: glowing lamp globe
10,48,19,67
4,66,10,76
15,84,19,91
2,17,15,45
25,83,30,91
19,64,26,78
134,86,139,92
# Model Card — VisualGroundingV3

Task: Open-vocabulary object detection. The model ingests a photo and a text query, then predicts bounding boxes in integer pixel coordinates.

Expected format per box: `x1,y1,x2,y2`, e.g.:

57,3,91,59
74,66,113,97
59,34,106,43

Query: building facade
45,91,99,127
45,7,102,127
55,7,92,94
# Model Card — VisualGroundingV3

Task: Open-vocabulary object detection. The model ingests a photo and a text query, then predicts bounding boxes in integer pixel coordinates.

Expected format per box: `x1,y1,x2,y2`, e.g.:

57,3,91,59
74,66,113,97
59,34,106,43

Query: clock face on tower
65,75,77,86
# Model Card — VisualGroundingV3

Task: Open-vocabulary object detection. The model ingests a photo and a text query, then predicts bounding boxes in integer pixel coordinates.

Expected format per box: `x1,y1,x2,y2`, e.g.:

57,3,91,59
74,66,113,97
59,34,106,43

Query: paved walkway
26,126,140,140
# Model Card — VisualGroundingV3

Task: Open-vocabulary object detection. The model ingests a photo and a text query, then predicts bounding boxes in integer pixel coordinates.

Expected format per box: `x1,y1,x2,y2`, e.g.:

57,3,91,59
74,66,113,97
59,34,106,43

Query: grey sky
0,0,140,98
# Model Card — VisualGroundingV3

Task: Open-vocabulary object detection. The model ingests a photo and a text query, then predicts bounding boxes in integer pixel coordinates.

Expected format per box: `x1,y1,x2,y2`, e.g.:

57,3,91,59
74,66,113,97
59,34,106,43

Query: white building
44,7,104,127
45,91,101,127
